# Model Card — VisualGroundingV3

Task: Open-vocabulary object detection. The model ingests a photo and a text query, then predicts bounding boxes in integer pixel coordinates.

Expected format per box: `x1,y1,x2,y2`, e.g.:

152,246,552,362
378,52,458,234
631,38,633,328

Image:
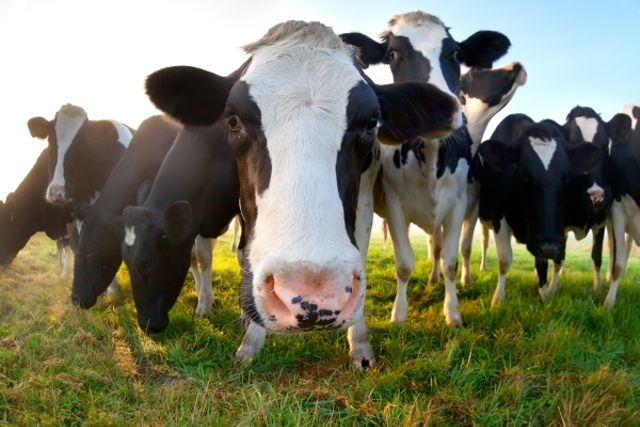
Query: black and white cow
71,116,179,309
27,104,133,205
0,148,71,270
471,114,603,305
145,20,462,367
121,124,239,335
603,105,640,308
341,11,511,326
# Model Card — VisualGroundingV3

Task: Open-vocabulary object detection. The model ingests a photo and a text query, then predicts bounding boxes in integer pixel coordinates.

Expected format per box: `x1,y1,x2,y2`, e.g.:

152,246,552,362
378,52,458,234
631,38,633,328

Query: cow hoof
234,349,256,364
461,274,471,289
445,315,463,327
195,302,214,318
350,348,375,369
603,297,616,310
490,295,503,308
390,312,407,324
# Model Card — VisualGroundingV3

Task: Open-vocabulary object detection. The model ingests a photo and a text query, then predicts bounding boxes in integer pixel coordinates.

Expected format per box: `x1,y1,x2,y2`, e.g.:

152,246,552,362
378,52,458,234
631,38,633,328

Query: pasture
1,230,639,425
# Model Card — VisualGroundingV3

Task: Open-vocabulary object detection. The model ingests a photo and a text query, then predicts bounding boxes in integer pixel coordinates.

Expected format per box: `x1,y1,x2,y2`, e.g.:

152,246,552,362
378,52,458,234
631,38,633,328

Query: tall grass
1,232,639,425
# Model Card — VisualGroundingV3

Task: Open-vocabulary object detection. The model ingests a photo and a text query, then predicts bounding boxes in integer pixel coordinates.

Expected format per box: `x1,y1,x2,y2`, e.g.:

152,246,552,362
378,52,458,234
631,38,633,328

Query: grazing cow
0,148,71,270
340,11,511,326
145,20,462,367
603,105,640,308
71,116,179,309
470,114,603,305
27,104,133,205
121,124,240,335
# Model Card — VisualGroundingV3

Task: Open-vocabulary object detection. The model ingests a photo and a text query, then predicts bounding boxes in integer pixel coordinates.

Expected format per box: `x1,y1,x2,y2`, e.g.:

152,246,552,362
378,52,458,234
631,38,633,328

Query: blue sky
0,0,638,198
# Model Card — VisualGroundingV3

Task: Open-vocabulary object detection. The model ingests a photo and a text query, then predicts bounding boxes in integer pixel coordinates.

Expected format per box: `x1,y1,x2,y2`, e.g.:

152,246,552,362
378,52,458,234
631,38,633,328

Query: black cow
471,114,603,305
0,148,71,270
340,11,511,326
121,124,239,335
71,116,179,309
27,104,133,205
603,105,640,308
144,20,462,367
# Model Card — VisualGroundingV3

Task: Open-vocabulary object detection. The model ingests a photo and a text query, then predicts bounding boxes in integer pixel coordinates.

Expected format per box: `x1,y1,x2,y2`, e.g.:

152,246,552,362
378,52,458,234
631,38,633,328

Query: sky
0,0,638,199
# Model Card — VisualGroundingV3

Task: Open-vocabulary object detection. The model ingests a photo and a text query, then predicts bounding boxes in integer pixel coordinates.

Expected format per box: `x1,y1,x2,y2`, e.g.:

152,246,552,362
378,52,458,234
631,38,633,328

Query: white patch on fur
50,109,87,191
109,120,133,148
243,31,364,280
529,137,557,170
124,226,136,246
390,19,454,98
574,116,598,143
75,219,83,234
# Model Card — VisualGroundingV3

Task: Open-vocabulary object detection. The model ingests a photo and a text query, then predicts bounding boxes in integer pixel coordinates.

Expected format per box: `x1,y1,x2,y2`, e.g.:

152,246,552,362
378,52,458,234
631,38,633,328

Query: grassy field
1,230,639,426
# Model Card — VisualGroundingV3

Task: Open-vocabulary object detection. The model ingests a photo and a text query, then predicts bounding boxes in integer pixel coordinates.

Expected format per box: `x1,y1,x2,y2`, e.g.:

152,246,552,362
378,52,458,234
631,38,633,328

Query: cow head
563,106,612,218
70,202,124,308
28,104,121,205
341,11,510,102
121,201,194,333
477,122,603,260
145,21,461,333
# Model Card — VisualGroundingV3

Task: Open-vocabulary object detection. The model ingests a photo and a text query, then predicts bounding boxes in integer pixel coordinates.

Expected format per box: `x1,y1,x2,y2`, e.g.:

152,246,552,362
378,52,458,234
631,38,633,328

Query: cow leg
229,215,240,252
604,206,628,309
194,236,214,318
480,222,490,271
441,202,465,326
55,239,64,265
348,314,375,368
460,201,479,288
235,321,266,363
189,244,202,301
428,228,442,286
491,219,512,307
106,275,119,297
387,209,413,323
61,243,73,279
535,258,548,300
540,259,563,302
592,225,605,292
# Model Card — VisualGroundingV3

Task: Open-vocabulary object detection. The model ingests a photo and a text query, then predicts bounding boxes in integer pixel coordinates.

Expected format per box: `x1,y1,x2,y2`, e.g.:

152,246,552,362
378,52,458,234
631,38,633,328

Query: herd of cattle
1,11,639,368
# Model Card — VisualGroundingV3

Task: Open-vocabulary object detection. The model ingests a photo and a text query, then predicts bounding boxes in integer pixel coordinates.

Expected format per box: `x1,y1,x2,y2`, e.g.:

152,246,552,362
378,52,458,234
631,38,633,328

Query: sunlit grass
1,231,639,425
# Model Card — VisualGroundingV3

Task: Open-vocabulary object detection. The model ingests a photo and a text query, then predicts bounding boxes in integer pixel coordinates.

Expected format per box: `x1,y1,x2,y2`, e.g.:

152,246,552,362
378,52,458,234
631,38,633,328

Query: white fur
529,137,557,170
242,33,365,315
574,116,599,143
109,120,133,148
49,110,86,193
124,226,136,246
192,236,215,318
75,219,83,234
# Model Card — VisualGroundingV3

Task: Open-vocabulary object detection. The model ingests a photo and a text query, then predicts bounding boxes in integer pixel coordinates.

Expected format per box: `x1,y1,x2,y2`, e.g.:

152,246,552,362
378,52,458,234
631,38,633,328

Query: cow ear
375,82,460,144
146,65,235,126
164,201,192,244
568,143,604,175
136,180,153,206
340,32,389,66
606,113,633,144
28,117,51,139
459,31,511,68
475,140,515,173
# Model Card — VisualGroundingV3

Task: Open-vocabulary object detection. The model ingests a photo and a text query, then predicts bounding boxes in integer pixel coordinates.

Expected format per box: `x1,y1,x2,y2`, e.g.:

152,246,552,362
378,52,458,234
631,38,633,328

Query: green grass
1,231,639,425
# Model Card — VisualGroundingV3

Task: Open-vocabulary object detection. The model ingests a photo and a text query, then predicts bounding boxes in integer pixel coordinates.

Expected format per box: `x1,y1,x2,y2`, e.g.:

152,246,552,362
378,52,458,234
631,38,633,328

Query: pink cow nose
259,268,362,331
587,185,605,205
46,185,68,205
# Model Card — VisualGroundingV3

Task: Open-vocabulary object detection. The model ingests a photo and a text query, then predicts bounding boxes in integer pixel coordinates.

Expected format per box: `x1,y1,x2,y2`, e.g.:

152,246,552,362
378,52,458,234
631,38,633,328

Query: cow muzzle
255,265,364,332
46,185,69,205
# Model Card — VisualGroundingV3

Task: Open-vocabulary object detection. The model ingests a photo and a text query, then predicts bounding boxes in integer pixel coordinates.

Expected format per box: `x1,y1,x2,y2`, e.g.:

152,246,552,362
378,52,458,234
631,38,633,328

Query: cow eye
388,50,398,61
365,117,379,131
452,50,464,64
226,114,242,132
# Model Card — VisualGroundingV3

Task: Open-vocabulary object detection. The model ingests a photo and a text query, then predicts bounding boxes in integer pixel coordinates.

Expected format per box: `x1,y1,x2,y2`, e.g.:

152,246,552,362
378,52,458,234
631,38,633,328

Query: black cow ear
375,82,460,144
476,140,515,173
606,113,632,144
27,117,51,139
459,31,510,68
568,143,604,175
146,65,235,126
164,201,192,244
340,32,389,66
136,180,153,206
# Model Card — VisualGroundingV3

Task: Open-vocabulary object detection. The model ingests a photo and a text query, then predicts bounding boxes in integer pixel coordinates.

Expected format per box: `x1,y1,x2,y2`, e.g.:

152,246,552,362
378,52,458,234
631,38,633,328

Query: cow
0,148,71,271
340,11,511,326
144,20,462,367
70,116,179,309
27,104,133,206
603,105,640,308
470,114,603,306
120,124,240,336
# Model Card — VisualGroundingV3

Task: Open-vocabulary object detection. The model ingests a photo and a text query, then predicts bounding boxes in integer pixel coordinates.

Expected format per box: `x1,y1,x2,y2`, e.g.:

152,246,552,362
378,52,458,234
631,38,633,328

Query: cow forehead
574,117,599,143
390,21,449,58
528,137,558,171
